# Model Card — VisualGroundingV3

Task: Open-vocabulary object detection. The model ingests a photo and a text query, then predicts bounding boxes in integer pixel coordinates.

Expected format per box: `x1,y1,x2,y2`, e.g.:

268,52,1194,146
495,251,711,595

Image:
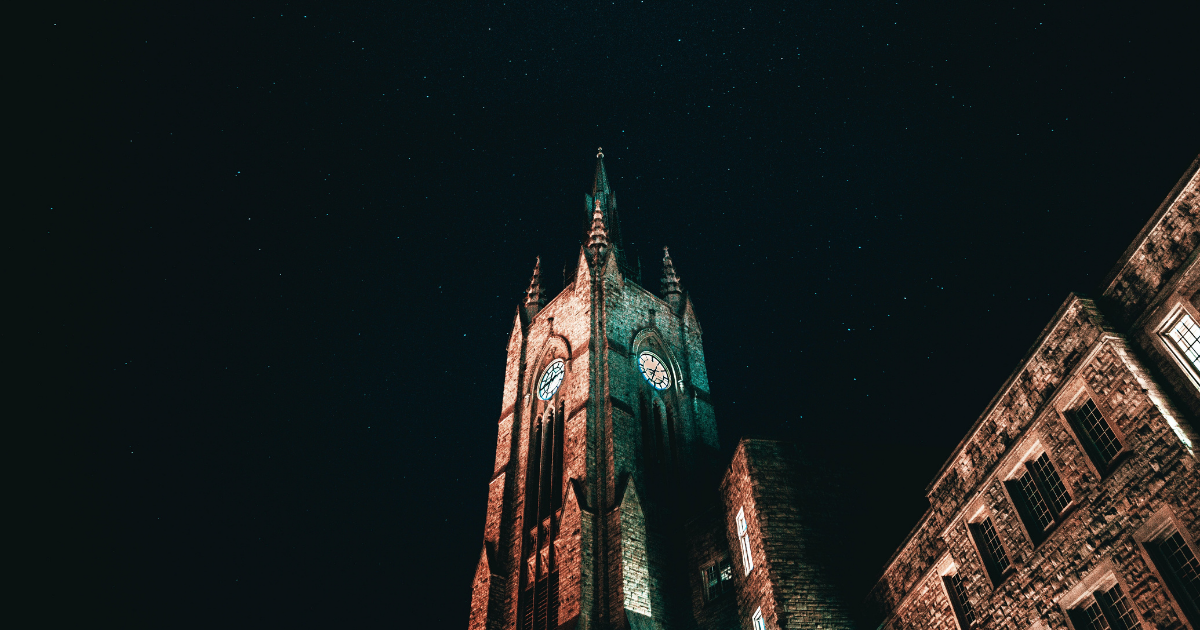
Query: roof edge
1099,154,1200,295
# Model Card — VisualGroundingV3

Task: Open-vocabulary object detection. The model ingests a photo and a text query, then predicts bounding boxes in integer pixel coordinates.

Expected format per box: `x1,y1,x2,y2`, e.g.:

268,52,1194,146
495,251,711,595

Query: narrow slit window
736,508,754,575
752,607,766,630
1167,312,1200,372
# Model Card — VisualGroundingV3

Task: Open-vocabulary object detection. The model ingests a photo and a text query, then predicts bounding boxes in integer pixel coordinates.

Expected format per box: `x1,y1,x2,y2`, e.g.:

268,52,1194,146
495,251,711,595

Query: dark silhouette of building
467,151,857,630
868,155,1200,630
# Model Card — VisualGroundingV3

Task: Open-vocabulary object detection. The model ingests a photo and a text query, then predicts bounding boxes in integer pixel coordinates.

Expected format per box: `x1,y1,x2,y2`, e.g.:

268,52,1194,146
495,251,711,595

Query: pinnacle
524,256,545,314
661,246,682,295
587,198,609,253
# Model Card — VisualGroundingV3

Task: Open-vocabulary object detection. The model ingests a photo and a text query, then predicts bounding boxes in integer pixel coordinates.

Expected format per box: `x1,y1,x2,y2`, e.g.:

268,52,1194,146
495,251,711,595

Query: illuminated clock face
638,351,671,390
537,359,565,400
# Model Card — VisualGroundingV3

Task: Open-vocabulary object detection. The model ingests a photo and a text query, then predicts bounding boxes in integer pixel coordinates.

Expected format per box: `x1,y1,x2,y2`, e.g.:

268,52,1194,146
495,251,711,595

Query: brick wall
722,439,858,630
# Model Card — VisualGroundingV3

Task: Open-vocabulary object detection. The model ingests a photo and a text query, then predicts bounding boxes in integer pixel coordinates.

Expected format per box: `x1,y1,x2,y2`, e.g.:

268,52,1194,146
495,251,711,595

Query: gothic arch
527,334,572,400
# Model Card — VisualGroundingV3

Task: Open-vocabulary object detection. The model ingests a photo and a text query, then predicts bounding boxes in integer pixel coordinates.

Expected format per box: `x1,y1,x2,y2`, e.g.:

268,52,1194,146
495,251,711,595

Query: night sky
39,0,1199,627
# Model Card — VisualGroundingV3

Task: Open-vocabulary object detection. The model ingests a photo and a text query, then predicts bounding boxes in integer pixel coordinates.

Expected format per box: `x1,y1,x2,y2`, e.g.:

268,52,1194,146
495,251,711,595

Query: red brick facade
868,155,1200,630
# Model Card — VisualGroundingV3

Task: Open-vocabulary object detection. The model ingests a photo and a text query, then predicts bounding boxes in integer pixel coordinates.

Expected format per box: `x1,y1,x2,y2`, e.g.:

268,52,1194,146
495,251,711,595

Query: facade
867,155,1200,630
467,152,856,630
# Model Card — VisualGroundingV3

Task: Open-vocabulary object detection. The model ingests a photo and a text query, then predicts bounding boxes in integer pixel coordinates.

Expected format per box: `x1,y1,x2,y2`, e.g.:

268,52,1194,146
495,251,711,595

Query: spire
524,256,545,321
593,147,610,196
587,198,609,257
661,246,683,311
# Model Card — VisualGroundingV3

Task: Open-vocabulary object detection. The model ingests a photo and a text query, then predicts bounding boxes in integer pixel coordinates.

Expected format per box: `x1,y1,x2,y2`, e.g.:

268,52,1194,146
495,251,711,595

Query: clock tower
468,150,722,630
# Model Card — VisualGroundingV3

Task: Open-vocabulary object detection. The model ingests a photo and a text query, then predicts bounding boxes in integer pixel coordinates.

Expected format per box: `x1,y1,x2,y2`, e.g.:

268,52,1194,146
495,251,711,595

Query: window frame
752,606,766,630
1068,396,1128,474
1001,444,1074,547
1156,300,1200,393
966,508,1013,587
700,556,733,603
736,507,754,575
1133,505,1200,630
1052,380,1130,480
1058,561,1146,630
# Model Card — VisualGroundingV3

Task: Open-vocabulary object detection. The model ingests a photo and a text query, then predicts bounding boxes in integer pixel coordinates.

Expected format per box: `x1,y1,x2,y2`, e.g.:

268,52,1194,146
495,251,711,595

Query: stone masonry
867,155,1200,630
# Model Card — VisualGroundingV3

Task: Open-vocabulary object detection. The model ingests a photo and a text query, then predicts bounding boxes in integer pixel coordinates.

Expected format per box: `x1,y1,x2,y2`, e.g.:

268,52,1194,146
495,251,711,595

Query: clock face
638,351,671,390
537,359,566,400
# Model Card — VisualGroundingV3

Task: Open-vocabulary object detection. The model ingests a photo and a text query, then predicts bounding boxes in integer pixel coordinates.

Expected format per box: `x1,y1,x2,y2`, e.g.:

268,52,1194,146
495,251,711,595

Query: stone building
867,155,1200,630
467,151,856,630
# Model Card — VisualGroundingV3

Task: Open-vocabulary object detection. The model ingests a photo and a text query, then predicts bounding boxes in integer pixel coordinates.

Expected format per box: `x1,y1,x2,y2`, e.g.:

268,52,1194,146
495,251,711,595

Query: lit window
1073,399,1122,467
1167,312,1200,372
736,508,754,575
701,557,733,602
752,607,766,630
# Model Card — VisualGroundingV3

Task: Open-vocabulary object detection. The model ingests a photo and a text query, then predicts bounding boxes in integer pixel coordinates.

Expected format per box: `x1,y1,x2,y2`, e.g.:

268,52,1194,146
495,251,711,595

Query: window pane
979,517,1010,573
1168,313,1200,371
1096,584,1138,630
1030,454,1071,514
1075,399,1122,463
1019,470,1055,530
1160,532,1200,614
719,559,733,583
949,573,976,625
1081,602,1112,630
740,534,754,574
752,607,766,630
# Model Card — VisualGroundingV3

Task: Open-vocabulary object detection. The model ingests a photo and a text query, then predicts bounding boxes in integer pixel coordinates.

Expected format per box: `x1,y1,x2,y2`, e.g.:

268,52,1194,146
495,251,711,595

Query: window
752,607,766,630
1006,452,1071,544
1071,398,1123,470
945,571,976,627
969,516,1011,584
701,557,733,602
736,508,754,574
1153,531,1200,626
1068,584,1141,630
1166,311,1200,373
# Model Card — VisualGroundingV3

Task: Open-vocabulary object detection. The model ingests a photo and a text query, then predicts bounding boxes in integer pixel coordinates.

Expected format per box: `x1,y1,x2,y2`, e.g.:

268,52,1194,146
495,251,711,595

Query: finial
661,246,683,311
524,256,545,320
597,147,604,158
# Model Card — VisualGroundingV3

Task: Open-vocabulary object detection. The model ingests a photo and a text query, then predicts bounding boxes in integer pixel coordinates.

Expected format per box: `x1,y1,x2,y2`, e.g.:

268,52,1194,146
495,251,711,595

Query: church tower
468,150,722,630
